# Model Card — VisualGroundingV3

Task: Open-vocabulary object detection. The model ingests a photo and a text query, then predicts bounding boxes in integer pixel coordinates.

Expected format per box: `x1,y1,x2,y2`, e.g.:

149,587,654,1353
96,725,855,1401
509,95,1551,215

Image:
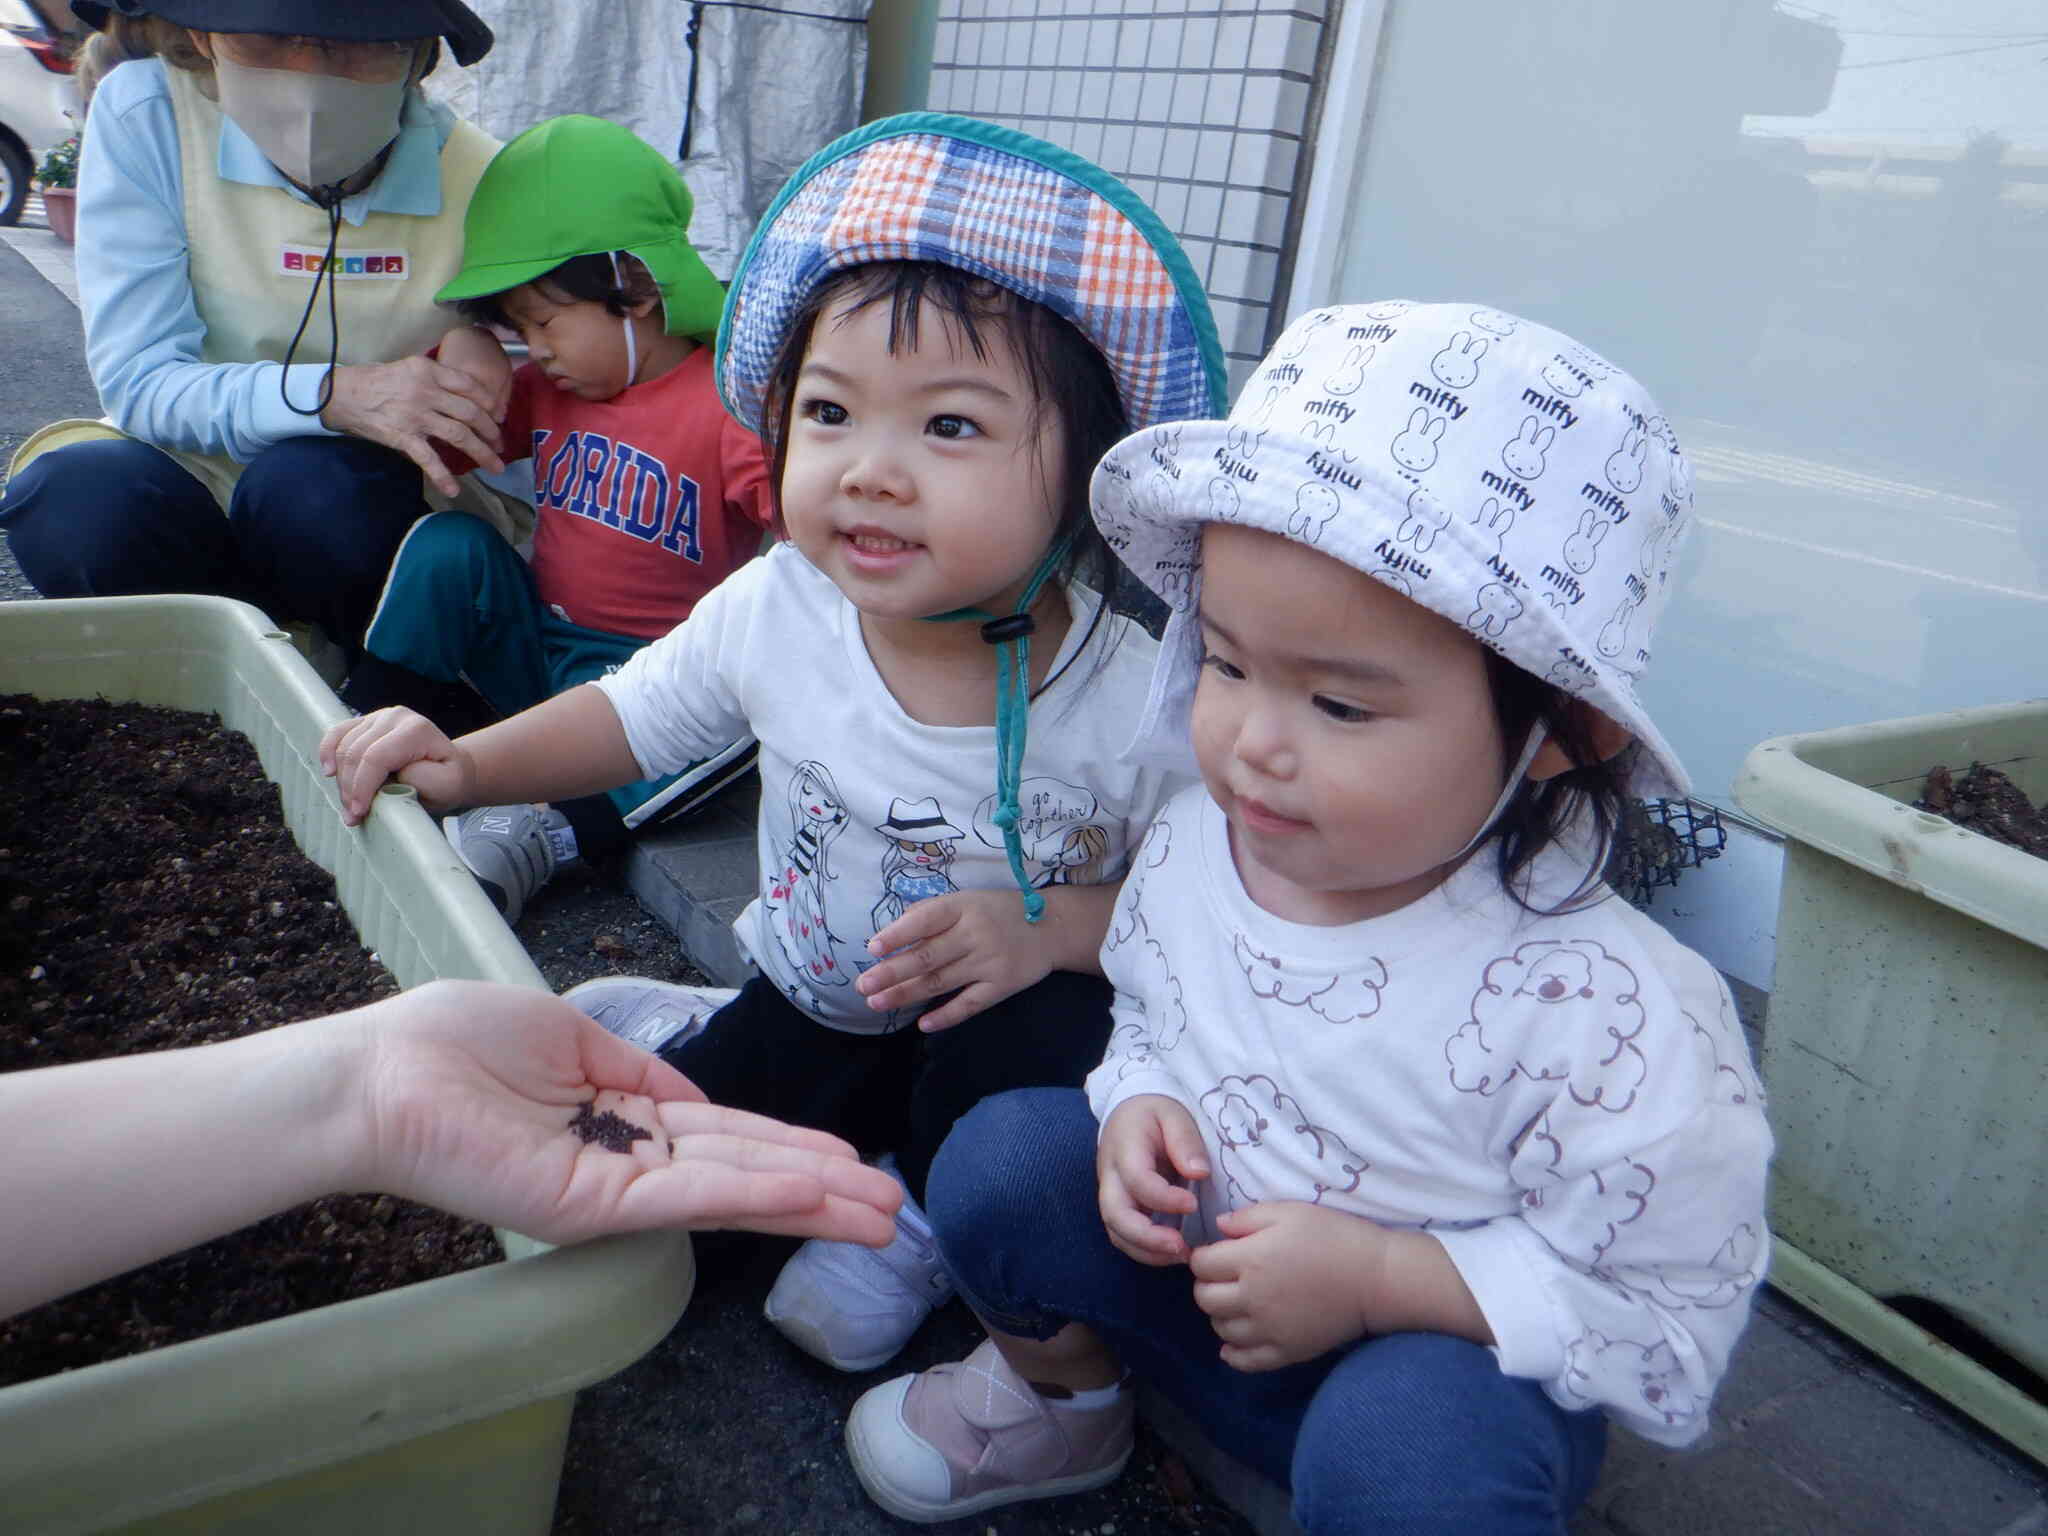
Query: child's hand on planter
0,979,904,1319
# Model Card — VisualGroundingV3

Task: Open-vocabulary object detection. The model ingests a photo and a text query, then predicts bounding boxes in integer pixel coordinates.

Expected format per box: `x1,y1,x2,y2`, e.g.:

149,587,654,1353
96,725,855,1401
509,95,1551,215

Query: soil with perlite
0,695,501,1388
1916,762,2048,856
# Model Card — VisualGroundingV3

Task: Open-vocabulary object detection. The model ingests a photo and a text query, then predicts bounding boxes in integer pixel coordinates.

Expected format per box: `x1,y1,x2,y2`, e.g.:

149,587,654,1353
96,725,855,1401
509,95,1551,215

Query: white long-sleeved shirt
596,543,1189,1033
1089,786,1774,1445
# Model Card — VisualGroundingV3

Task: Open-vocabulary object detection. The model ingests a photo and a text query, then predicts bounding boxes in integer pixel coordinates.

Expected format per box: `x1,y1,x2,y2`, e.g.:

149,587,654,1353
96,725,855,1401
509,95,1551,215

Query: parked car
0,0,79,226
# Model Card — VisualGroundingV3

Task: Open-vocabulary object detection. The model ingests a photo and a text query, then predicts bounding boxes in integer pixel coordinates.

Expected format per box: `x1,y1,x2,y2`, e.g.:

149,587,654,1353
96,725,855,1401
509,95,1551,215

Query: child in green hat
343,113,770,924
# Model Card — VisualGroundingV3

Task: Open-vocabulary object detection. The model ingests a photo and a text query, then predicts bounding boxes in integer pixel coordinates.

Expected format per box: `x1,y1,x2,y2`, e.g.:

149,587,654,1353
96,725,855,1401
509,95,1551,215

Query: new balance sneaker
765,1155,952,1371
845,1339,1134,1523
562,975,737,1053
443,803,557,924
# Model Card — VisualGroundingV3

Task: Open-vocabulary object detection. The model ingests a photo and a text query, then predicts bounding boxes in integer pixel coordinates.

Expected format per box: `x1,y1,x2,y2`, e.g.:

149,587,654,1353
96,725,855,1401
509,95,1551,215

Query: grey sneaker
443,804,557,924
562,976,737,1053
765,1156,952,1371
845,1339,1134,1523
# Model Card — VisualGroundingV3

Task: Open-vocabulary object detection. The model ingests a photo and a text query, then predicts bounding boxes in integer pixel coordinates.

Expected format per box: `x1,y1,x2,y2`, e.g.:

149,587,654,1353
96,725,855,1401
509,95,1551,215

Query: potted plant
0,595,694,1535
34,125,79,244
1734,701,2048,1466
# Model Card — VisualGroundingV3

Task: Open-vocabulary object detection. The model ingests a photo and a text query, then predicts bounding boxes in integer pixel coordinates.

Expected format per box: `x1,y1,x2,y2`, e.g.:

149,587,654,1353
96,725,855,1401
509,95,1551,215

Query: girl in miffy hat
322,113,1225,1380
846,303,1775,1533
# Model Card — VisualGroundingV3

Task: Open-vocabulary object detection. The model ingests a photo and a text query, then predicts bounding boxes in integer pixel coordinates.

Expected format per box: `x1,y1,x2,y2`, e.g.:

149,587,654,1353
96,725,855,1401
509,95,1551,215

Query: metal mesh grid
927,2,1330,389
1610,798,1730,909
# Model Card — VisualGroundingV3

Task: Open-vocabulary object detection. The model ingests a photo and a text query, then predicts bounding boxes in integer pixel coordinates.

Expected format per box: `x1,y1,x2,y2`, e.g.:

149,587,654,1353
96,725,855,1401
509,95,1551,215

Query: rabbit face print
1191,522,1514,925
1501,417,1555,480
1430,331,1488,390
1563,508,1612,574
1206,476,1244,523
1322,343,1373,396
1605,428,1649,494
1391,408,1447,473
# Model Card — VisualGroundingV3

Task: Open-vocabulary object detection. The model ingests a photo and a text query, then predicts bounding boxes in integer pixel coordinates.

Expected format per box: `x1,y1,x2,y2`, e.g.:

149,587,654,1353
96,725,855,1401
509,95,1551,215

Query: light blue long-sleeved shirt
77,59,459,462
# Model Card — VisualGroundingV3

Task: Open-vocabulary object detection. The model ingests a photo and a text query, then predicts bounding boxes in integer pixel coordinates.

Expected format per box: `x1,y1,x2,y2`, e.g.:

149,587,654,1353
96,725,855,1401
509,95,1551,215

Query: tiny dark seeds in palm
568,1100,652,1153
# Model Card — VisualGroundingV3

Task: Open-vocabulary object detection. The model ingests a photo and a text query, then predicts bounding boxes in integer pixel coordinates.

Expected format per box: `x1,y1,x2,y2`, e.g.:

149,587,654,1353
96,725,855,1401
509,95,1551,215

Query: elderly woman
0,0,527,667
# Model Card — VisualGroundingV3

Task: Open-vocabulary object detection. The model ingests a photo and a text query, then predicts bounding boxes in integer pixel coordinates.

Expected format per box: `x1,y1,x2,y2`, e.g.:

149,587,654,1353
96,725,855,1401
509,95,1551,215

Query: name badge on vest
278,245,411,279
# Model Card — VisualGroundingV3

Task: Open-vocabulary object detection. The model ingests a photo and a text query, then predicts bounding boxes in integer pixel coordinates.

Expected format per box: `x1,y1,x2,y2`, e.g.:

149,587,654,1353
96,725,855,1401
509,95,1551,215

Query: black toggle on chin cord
978,613,1037,645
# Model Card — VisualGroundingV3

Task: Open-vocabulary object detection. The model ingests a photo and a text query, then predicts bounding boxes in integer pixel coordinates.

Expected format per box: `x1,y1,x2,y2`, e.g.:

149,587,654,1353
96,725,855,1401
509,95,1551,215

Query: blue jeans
927,1089,1608,1536
0,434,431,655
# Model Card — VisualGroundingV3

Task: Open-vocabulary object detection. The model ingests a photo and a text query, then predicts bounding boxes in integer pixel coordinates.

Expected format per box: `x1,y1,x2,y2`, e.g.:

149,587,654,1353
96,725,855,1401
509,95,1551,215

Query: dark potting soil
1915,761,2048,857
0,694,499,1389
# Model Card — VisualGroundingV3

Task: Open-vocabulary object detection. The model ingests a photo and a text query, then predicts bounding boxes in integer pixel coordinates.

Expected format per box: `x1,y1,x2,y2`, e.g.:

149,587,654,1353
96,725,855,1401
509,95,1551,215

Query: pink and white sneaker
845,1339,1134,1523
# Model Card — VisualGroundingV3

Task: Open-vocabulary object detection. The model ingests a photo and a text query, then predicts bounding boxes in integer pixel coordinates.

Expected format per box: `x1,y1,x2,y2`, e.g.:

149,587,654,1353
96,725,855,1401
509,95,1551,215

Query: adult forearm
0,1020,365,1319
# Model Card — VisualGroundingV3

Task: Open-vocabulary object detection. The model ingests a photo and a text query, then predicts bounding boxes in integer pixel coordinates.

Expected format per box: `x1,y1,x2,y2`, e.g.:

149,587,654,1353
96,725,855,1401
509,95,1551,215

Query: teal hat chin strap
920,534,1077,924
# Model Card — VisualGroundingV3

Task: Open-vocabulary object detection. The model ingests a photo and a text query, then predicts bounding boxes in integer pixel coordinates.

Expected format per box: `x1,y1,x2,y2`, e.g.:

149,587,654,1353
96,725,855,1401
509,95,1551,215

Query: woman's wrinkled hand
322,354,506,498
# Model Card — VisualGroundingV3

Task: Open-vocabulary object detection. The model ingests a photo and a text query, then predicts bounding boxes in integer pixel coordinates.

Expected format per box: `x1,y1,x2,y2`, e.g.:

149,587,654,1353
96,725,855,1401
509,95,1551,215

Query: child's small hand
858,889,1065,1031
1190,1202,1377,1371
1096,1094,1207,1266
318,706,472,825
435,324,515,423
1191,1204,1492,1371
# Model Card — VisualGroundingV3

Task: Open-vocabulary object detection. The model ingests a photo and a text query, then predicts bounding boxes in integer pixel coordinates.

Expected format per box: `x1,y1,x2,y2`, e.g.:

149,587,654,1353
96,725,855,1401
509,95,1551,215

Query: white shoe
765,1155,953,1372
561,975,737,1053
444,803,557,924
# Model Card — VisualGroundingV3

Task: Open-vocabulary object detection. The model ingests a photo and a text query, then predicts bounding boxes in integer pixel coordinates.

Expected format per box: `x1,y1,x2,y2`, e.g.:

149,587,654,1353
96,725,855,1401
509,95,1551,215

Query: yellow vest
150,67,526,541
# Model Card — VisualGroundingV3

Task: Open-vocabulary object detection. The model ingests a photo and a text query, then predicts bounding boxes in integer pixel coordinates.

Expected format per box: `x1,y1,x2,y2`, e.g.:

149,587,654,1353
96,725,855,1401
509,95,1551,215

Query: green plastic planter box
1734,700,2048,1468
0,596,694,1535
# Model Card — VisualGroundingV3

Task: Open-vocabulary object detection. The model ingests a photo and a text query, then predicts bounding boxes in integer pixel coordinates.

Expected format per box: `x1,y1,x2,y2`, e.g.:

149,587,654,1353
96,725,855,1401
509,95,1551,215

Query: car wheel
0,136,31,227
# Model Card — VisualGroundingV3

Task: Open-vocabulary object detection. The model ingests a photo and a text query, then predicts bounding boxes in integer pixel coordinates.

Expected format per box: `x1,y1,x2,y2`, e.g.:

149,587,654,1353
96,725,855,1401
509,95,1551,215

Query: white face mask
211,57,408,194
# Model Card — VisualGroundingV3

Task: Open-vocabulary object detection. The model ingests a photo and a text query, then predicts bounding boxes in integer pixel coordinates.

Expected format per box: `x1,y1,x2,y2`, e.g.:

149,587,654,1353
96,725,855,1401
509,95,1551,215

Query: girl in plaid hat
845,303,1774,1532
322,114,1225,1375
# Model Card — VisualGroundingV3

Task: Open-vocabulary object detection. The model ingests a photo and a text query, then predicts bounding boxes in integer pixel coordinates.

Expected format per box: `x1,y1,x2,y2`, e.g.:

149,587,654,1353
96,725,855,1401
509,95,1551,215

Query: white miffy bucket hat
1093,300,1697,800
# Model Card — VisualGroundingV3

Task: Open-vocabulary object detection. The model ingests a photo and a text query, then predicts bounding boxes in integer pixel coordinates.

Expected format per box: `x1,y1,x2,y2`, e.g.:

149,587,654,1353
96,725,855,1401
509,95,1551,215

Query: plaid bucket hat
1095,300,1698,800
434,115,726,340
715,111,1227,434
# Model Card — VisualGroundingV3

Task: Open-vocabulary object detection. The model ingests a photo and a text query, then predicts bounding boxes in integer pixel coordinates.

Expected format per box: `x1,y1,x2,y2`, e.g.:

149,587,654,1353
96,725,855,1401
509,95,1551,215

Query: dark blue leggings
0,434,432,654
928,1088,1609,1536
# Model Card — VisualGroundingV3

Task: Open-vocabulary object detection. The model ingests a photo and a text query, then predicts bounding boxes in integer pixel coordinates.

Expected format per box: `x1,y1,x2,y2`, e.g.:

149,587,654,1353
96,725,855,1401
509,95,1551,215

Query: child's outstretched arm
0,979,903,1320
319,685,643,827
856,882,1120,1032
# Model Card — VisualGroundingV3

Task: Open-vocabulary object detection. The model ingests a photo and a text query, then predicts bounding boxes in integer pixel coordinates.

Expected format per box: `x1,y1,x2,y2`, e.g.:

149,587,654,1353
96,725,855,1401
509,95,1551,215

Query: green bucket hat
435,115,725,340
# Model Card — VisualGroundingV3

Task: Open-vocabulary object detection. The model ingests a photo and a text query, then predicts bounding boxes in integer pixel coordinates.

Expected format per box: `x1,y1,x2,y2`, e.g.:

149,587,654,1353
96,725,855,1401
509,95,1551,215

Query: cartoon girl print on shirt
765,760,853,1000
1032,822,1110,889
871,796,965,930
975,777,1110,892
